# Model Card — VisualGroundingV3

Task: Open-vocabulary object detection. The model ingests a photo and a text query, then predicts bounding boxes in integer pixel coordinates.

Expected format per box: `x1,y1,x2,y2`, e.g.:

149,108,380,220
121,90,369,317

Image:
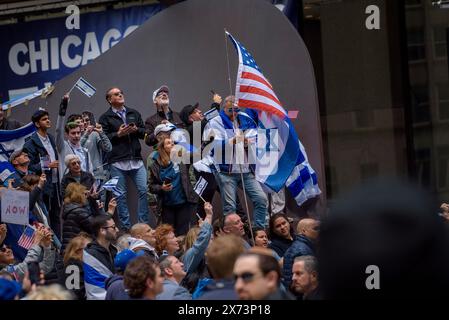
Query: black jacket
98,106,145,164
62,201,101,249
144,109,185,147
61,171,95,199
268,235,295,258
84,240,117,274
22,132,60,196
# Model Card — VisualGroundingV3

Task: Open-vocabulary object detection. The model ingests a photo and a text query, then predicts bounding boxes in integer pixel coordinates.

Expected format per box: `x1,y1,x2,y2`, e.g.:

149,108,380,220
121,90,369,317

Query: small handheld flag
70,77,96,97
193,176,208,202
101,177,124,198
18,225,37,250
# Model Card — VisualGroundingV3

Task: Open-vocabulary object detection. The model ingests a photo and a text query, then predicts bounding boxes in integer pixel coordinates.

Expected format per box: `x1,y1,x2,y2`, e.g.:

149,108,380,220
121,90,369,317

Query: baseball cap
179,103,199,124
114,249,145,272
152,85,169,102
154,122,176,137
9,149,25,163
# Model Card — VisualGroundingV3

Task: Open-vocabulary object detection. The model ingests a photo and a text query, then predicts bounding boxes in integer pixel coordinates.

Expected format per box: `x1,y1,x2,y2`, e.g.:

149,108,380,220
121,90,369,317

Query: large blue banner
0,4,162,102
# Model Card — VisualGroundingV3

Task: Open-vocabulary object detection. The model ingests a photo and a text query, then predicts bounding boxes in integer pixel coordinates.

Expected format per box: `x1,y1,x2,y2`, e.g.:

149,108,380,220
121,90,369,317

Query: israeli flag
100,176,123,198
74,77,96,98
193,176,208,197
83,249,113,300
0,122,36,181
285,140,321,206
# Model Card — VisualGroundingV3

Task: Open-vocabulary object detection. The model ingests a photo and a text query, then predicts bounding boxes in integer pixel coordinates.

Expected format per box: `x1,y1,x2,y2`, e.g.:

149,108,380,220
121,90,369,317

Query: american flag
226,31,287,118
226,31,321,203
17,225,37,250
226,31,302,192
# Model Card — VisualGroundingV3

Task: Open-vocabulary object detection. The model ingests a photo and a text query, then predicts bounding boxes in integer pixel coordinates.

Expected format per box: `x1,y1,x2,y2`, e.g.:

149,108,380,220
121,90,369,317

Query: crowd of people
2,85,449,301
0,85,321,300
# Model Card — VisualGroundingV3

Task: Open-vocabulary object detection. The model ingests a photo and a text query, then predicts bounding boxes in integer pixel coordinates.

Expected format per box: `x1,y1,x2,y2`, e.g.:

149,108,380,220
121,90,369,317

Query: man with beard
83,215,119,300
144,85,185,147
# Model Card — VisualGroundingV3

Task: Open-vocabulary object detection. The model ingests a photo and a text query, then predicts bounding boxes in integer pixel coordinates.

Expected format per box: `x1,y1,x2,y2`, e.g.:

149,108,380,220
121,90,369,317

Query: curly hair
123,256,158,298
154,224,174,255
64,182,87,206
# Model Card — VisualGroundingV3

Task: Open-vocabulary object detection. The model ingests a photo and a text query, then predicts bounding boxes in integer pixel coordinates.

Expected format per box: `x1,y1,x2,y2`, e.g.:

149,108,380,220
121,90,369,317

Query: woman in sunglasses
61,154,95,199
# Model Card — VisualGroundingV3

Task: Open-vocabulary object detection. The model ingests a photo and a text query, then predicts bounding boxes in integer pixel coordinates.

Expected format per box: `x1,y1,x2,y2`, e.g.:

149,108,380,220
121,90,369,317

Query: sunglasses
0,245,11,253
112,91,124,96
233,272,258,283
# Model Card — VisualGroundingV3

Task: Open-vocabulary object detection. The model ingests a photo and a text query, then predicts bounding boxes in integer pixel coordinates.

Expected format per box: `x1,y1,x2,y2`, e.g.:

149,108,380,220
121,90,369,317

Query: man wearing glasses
99,87,151,232
233,251,294,300
83,215,118,300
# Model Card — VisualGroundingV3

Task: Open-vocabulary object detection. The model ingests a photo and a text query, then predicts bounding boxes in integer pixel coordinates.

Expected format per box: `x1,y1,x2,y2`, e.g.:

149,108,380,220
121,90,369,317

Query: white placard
1,189,29,225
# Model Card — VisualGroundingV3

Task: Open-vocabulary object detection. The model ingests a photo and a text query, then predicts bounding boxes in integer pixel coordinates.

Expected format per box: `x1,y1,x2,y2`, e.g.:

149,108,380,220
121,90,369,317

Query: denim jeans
110,165,150,230
215,171,268,228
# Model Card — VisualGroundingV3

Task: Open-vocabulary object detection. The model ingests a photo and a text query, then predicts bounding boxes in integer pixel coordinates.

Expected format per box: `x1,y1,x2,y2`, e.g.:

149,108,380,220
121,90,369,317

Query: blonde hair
184,227,200,252
63,234,92,265
157,137,171,167
64,183,87,205
26,284,73,300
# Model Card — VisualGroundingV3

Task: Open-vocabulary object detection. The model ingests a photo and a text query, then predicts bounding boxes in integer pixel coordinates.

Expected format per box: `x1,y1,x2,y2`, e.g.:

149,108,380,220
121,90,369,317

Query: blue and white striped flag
285,140,321,206
74,77,96,98
83,249,113,300
100,177,123,198
227,31,321,206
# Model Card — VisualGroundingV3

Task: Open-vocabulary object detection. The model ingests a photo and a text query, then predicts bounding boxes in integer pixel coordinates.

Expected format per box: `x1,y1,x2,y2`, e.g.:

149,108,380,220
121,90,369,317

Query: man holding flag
203,95,268,228
224,31,321,212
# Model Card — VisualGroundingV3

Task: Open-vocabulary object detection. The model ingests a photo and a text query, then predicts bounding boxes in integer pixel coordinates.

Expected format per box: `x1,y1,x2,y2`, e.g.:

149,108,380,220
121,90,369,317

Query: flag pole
67,78,79,95
224,29,255,245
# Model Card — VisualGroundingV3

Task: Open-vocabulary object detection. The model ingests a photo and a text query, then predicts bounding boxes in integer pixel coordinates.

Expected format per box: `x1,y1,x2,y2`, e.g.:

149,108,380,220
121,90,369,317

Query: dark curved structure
12,0,325,220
